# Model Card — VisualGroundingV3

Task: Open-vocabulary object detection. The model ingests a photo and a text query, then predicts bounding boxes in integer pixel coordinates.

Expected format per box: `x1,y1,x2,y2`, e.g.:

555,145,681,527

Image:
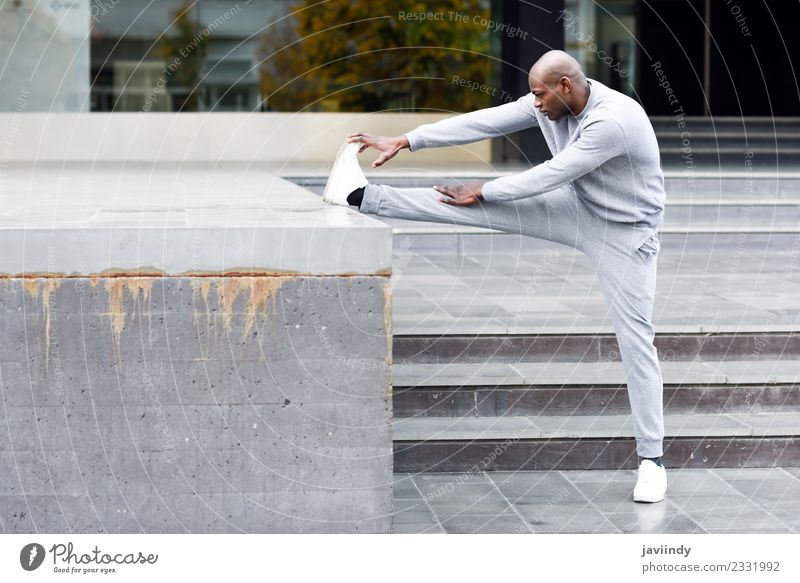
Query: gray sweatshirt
404,78,665,228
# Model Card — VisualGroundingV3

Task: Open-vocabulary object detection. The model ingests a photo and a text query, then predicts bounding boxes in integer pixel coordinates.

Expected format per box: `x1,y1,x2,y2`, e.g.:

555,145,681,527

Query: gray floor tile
412,473,492,486
393,247,800,333
440,513,531,534
417,482,513,515
669,493,753,514
762,501,800,532
393,474,421,500
568,480,643,513
711,468,792,480
489,471,585,503
516,501,620,533
560,469,637,483
393,470,800,534
657,469,734,497
724,477,800,505
605,506,705,534
391,522,444,534
681,502,789,531
704,527,795,534
782,468,800,479
392,502,438,525
429,500,514,516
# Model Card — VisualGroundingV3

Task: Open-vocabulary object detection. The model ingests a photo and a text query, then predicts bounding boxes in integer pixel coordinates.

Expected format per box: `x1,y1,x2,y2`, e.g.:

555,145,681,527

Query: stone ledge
0,163,392,277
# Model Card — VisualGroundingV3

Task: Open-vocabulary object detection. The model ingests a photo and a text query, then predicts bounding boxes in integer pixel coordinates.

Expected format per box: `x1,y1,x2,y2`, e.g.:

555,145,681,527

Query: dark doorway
636,0,800,116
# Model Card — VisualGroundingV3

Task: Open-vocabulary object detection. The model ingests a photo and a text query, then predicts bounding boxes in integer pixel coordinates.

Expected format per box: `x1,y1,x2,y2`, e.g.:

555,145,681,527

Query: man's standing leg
586,222,667,502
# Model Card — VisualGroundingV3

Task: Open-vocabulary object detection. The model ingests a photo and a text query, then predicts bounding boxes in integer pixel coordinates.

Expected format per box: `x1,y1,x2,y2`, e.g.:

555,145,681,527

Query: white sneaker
633,459,667,503
322,141,368,206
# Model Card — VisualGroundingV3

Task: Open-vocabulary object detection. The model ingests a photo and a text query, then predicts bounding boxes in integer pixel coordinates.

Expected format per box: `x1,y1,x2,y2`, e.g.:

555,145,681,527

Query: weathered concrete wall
0,274,392,533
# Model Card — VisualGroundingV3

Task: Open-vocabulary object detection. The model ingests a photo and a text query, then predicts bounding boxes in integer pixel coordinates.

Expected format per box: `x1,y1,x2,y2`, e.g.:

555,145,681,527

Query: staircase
652,116,800,171
296,116,800,472
392,333,800,471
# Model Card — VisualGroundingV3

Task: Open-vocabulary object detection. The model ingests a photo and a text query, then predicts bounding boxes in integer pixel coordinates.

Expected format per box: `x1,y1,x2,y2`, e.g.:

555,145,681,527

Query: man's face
529,77,570,120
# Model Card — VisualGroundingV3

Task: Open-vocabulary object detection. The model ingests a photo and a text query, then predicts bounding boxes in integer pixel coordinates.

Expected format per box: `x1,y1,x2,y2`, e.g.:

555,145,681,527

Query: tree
258,0,493,112
161,0,208,111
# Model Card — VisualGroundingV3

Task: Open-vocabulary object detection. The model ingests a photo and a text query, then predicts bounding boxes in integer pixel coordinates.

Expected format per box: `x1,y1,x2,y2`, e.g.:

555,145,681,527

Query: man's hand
346,133,409,167
434,182,485,206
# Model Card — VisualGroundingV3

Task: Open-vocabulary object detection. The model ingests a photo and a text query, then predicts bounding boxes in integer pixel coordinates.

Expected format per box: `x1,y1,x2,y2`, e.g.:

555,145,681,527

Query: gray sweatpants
361,183,664,458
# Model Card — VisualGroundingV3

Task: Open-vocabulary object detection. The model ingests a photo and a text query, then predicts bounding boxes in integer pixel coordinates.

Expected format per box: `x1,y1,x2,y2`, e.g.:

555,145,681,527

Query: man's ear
559,77,572,94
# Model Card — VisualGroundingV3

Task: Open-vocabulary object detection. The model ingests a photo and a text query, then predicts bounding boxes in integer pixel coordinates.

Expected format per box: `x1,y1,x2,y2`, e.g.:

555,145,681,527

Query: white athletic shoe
322,141,368,206
633,459,667,503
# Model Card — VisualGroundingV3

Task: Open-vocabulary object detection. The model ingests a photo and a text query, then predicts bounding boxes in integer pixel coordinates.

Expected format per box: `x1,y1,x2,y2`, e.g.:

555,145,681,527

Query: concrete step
385,214,800,235
649,116,800,133
394,382,800,417
392,359,800,416
392,412,800,471
665,204,800,228
393,332,800,364
394,411,800,440
660,153,800,171
384,217,800,235
663,176,800,197
394,360,800,386
391,230,800,262
300,174,800,201
657,136,800,149
301,175,800,194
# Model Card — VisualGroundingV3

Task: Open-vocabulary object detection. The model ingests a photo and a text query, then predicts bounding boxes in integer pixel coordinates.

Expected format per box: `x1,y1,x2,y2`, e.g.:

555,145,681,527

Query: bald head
528,50,590,120
530,50,585,86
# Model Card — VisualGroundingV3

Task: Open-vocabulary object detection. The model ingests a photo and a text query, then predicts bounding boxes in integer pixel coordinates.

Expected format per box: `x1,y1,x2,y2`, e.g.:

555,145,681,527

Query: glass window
562,0,637,98
89,0,496,113
2,0,501,113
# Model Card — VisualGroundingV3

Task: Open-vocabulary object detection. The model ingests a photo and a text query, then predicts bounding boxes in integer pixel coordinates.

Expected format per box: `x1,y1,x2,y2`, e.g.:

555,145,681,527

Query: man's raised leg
361,183,591,249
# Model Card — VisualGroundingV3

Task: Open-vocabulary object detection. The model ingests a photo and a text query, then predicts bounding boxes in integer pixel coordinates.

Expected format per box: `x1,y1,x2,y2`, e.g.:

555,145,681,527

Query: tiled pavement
391,244,800,335
392,468,800,534
370,185,800,533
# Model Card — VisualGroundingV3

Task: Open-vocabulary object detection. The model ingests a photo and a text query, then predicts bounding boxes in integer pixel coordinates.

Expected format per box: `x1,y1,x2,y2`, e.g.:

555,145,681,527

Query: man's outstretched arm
481,117,627,202
403,93,539,151
347,93,539,168
435,117,627,206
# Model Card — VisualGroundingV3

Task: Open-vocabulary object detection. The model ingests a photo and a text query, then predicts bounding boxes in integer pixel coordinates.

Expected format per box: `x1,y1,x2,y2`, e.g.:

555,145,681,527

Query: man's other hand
346,133,409,168
434,182,485,206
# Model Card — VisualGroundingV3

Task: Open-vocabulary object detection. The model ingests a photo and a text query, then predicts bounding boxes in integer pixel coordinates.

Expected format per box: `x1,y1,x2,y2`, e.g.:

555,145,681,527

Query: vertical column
0,0,90,112
493,0,565,164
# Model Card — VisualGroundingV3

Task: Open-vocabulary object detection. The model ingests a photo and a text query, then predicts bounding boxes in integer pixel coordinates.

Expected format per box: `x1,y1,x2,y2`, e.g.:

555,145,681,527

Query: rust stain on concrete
20,279,63,368
215,278,240,335
212,277,283,339
42,280,61,362
200,278,211,309
23,280,40,301
105,279,154,355
243,278,282,341
190,278,215,359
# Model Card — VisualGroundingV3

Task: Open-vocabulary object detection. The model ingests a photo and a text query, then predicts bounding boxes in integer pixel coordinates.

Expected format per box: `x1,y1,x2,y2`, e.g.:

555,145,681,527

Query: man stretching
323,50,668,503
